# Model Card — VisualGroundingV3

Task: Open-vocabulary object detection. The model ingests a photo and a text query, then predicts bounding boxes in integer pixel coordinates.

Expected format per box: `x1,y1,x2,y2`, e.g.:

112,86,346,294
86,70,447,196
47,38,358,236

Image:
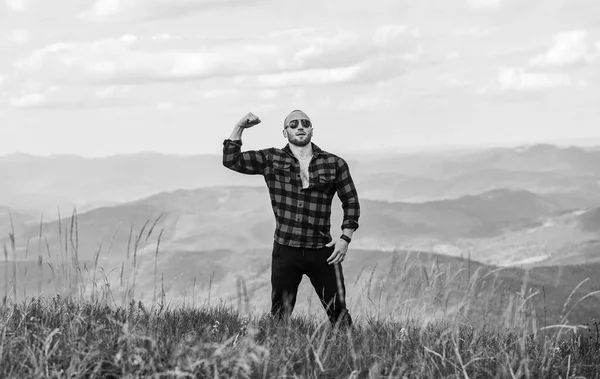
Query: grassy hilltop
1,297,600,378
1,212,600,378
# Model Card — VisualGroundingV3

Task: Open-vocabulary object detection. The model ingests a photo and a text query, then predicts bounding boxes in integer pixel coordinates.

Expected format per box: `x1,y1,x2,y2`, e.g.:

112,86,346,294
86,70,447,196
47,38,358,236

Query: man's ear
282,129,287,138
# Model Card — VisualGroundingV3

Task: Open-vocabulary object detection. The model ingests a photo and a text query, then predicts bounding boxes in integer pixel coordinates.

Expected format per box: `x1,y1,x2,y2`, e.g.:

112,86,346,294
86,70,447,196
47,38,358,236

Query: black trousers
270,241,352,327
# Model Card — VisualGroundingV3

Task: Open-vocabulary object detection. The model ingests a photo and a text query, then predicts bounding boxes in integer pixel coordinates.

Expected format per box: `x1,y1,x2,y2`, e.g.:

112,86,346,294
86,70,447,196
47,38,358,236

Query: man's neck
289,142,313,160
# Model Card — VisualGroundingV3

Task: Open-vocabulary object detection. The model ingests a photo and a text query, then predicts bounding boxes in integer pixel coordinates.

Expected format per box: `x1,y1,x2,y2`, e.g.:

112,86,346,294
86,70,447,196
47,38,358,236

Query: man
222,110,360,327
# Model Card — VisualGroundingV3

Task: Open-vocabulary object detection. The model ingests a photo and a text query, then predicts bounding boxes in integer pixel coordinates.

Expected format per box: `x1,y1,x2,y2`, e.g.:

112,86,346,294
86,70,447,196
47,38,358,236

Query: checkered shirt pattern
223,139,360,248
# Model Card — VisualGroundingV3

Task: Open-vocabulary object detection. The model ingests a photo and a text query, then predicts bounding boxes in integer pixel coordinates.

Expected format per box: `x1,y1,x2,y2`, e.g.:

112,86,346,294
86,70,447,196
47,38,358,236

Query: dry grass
1,211,600,378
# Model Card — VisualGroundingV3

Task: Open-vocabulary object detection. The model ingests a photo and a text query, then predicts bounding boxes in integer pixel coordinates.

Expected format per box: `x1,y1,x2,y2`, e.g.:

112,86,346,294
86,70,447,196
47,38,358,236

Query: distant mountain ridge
3,143,600,213
3,186,575,265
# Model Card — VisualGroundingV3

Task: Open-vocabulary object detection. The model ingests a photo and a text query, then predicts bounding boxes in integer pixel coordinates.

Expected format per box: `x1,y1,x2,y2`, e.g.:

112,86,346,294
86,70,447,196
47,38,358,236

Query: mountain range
3,144,600,213
1,143,600,325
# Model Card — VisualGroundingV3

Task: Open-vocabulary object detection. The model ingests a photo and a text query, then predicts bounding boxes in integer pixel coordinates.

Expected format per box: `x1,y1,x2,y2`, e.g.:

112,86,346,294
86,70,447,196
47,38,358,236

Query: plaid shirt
222,139,360,248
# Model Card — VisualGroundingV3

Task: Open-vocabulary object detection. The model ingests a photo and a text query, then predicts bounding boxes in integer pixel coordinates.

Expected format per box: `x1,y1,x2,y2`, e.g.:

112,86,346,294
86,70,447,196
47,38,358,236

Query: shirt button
298,202,303,207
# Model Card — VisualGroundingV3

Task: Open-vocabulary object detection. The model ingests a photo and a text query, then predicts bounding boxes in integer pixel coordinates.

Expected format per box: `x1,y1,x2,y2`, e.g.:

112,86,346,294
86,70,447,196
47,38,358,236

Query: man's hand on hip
326,238,349,265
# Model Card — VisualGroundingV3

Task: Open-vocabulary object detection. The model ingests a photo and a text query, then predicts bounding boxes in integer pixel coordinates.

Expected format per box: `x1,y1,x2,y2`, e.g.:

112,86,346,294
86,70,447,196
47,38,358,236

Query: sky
0,0,599,157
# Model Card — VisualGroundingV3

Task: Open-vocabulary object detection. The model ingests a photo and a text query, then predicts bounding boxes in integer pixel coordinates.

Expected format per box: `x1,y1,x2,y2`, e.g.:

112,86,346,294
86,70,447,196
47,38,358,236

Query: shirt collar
282,142,325,159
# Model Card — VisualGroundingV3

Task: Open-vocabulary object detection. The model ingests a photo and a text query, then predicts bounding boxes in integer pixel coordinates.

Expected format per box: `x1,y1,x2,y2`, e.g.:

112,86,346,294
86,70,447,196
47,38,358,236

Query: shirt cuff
341,220,359,231
223,139,242,147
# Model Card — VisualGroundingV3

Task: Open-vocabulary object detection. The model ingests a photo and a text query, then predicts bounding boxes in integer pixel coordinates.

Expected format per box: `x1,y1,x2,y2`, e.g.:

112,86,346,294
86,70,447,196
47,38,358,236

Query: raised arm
223,112,269,175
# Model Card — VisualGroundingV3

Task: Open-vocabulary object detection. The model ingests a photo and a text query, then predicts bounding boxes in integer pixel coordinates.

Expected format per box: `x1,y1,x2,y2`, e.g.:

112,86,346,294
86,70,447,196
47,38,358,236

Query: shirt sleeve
222,139,270,175
335,157,360,231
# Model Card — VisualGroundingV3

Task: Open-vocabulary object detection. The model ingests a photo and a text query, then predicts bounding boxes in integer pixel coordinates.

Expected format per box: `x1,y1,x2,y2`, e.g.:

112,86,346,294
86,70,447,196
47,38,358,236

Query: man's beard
289,133,312,147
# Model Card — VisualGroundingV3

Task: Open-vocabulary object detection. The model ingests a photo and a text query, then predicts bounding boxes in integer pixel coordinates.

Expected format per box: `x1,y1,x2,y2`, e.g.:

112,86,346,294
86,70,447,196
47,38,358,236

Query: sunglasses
286,119,312,129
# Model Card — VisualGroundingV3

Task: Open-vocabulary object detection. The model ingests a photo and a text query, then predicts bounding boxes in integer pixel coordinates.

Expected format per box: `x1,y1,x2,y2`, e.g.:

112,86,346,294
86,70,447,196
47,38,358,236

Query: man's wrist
340,234,351,244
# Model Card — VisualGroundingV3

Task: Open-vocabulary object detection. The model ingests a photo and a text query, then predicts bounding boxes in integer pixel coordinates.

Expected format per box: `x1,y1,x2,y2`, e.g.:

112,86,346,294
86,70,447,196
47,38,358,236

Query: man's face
283,111,313,147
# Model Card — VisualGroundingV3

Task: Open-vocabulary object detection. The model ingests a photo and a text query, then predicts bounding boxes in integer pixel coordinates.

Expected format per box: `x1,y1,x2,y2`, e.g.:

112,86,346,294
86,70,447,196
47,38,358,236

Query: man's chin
291,140,310,147
290,137,312,147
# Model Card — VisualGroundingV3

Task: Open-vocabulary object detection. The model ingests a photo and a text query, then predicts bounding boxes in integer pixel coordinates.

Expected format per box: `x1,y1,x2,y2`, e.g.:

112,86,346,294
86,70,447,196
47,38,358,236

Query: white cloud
18,42,74,71
95,85,131,98
15,28,419,87
81,0,263,22
120,34,138,44
10,93,46,108
374,25,414,46
256,66,362,87
81,0,122,20
9,85,60,108
5,0,27,11
7,29,30,45
496,68,572,91
530,30,596,68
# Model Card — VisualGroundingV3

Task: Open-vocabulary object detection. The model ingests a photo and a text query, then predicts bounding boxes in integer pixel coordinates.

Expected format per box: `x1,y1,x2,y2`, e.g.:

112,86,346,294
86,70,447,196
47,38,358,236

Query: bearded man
222,110,360,327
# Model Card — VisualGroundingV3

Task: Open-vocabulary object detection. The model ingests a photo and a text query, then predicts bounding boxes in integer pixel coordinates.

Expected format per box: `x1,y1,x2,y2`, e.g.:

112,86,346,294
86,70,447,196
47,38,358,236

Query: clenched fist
236,112,261,129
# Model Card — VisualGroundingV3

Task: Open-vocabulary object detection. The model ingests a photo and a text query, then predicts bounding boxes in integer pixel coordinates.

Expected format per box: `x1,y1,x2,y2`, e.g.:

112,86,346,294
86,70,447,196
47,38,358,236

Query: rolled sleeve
222,139,269,175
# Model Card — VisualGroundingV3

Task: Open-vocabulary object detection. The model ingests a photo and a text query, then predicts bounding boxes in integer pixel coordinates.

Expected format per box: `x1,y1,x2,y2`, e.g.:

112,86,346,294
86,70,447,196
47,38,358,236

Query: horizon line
2,138,600,159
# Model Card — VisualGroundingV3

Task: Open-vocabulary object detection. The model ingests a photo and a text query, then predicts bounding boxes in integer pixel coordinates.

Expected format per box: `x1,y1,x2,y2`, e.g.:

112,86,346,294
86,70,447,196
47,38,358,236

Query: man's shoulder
317,149,347,166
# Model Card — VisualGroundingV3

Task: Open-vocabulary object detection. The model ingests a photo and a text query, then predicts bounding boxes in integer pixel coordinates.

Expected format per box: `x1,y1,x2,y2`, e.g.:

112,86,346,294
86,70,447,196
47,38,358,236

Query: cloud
80,0,264,22
8,90,146,110
530,30,596,68
5,0,27,11
15,27,421,87
7,83,63,108
82,0,120,20
496,68,572,91
255,66,362,87
374,25,419,46
10,92,48,108
6,29,30,45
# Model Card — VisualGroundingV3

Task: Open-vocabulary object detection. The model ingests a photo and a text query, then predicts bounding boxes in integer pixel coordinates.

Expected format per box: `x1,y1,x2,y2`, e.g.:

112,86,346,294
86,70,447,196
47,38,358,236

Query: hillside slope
3,186,568,264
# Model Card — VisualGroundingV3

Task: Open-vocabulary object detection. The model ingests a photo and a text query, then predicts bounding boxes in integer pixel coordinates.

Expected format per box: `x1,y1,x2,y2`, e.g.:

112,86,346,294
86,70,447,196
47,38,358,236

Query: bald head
283,109,311,128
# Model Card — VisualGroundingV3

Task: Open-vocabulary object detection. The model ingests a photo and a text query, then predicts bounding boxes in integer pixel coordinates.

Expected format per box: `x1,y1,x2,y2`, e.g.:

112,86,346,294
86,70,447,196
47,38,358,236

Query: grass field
2,214,600,378
1,297,600,378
